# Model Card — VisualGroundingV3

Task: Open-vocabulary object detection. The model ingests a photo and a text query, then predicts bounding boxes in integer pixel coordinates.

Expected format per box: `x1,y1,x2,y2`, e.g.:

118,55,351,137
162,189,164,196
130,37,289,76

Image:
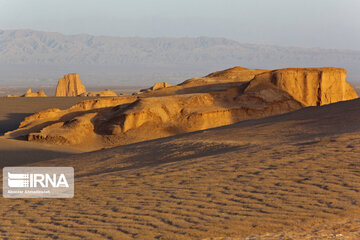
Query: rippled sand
0,99,359,239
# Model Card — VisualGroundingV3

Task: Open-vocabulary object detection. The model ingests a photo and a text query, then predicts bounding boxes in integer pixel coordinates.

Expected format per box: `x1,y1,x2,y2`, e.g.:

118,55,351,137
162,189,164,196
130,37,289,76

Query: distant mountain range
0,29,360,86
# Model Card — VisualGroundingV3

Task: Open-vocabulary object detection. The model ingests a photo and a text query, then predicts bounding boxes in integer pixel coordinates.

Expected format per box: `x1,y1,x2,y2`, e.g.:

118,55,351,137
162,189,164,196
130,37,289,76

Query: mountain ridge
1,29,360,85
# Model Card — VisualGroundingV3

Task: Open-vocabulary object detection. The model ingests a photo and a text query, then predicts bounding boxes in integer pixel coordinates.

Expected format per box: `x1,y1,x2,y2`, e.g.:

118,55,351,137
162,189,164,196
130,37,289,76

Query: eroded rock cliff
246,68,358,106
6,67,358,149
55,73,86,96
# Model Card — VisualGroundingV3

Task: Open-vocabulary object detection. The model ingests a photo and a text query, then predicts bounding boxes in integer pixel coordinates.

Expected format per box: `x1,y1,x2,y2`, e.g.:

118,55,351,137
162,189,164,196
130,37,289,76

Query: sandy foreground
0,98,358,239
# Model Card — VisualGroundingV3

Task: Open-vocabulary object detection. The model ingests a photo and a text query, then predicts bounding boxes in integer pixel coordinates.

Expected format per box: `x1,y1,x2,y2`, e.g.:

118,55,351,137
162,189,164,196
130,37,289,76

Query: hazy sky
1,0,360,50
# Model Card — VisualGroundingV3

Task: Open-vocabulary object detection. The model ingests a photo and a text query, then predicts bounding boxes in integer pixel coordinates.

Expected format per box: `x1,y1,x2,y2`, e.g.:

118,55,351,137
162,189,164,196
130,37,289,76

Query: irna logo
7,172,69,188
3,167,74,198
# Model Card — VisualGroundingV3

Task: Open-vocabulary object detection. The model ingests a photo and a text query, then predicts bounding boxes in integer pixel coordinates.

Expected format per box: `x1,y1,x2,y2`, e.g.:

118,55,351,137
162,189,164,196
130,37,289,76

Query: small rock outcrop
79,89,117,97
5,94,20,97
140,82,171,92
22,88,47,97
151,82,171,90
55,73,86,96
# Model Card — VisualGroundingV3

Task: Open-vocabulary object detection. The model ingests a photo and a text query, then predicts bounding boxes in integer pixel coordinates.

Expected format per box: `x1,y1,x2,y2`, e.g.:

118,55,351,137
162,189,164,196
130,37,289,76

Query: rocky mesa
246,68,357,106
6,66,358,149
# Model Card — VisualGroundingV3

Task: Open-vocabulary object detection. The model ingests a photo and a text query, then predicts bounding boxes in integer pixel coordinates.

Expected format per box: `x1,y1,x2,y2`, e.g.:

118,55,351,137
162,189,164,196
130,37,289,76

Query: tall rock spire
55,73,86,96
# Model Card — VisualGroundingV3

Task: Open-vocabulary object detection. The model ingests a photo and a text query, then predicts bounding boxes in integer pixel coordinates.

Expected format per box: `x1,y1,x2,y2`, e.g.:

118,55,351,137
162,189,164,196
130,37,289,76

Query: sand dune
0,98,359,239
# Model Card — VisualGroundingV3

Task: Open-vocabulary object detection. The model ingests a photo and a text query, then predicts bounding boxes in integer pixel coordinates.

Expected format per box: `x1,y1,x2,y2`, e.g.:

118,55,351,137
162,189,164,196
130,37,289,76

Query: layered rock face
6,67,358,149
140,82,171,93
55,73,86,96
22,88,47,97
6,96,137,146
246,68,358,106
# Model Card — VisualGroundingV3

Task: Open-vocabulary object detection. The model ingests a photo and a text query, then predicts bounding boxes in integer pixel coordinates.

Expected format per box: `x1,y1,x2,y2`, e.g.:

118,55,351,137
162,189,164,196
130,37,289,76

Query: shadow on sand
0,113,32,136
0,148,76,168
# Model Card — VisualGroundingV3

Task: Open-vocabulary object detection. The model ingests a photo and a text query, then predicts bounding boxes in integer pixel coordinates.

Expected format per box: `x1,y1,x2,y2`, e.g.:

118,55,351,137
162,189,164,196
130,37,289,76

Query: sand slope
0,99,359,239
0,137,83,167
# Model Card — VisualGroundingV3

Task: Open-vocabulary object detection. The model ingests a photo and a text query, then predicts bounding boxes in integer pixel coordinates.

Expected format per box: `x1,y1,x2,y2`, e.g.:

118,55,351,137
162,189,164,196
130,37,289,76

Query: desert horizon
1,1,360,239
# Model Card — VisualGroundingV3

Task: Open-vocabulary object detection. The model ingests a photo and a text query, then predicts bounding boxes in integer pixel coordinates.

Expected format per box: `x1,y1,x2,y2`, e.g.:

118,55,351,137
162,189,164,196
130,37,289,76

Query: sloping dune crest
5,66,357,150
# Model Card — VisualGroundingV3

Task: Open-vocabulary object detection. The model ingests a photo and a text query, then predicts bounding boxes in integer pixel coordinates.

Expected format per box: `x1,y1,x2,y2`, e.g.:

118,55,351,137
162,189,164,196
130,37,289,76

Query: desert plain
0,66,360,239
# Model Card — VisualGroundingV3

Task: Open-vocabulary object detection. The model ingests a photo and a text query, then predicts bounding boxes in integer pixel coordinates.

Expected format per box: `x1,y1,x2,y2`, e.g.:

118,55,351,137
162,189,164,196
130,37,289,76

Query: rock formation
55,73,86,96
5,94,20,97
22,88,47,97
24,88,31,96
6,66,358,149
152,82,171,90
79,89,117,97
140,82,171,93
245,68,358,106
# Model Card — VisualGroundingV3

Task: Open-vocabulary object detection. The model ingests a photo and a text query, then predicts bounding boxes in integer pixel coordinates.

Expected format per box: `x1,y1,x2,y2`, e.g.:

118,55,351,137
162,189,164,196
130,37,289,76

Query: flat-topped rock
245,67,358,106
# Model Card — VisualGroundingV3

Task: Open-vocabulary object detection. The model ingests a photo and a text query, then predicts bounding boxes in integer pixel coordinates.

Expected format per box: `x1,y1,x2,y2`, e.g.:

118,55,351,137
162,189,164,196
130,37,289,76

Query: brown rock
79,89,117,97
140,82,171,92
22,88,47,97
55,73,86,96
38,90,46,97
5,94,20,97
5,96,138,142
25,88,32,96
245,68,358,106
6,66,358,149
151,82,171,90
180,67,269,86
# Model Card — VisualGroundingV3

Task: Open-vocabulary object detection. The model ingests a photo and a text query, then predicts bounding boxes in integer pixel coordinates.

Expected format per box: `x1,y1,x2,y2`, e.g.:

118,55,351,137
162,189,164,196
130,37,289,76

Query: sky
0,0,360,50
